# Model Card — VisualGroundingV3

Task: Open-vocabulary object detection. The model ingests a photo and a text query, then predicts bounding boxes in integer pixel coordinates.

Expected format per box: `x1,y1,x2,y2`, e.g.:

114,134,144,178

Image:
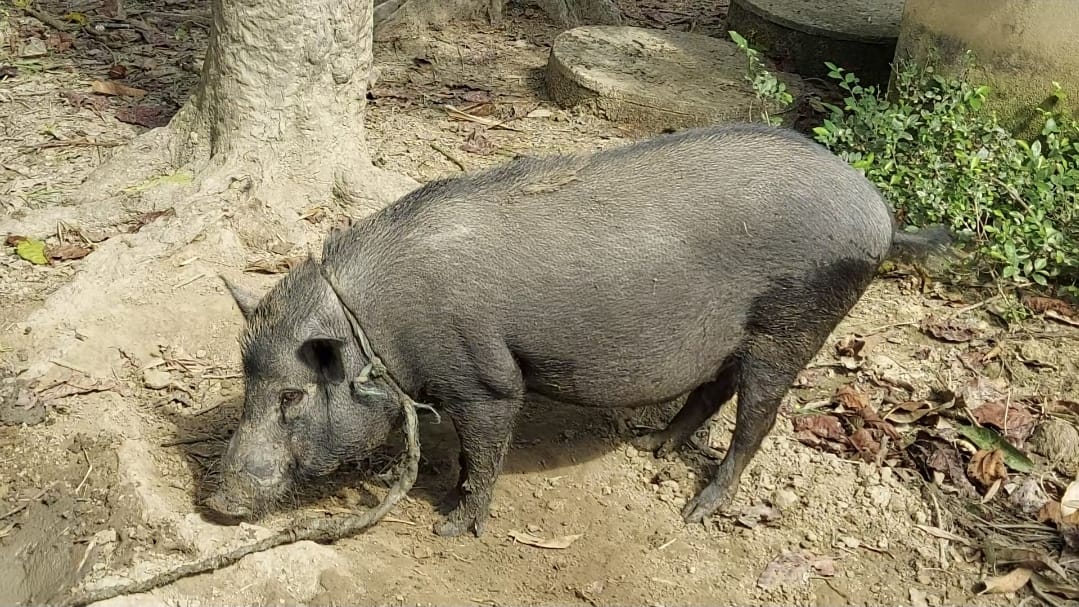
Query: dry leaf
968,449,1008,487
835,385,900,440
1045,309,1079,327
5,234,29,247
922,315,980,342
1022,294,1075,317
1038,500,1062,524
1062,480,1079,518
47,243,92,261
848,428,882,460
883,400,936,424
461,127,494,155
974,567,1032,594
914,524,974,545
834,384,869,410
508,530,581,549
756,550,836,590
63,90,109,112
91,80,147,98
526,108,554,119
792,415,846,442
115,105,170,128
835,334,877,369
970,400,1037,443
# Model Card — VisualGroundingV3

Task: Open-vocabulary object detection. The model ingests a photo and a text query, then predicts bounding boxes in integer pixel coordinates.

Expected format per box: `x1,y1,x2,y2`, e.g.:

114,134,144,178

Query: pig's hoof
433,510,487,538
681,485,732,524
630,433,681,458
433,519,470,537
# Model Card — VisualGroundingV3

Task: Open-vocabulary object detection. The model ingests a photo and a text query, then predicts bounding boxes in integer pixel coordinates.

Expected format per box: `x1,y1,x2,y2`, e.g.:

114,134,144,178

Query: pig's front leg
434,398,523,537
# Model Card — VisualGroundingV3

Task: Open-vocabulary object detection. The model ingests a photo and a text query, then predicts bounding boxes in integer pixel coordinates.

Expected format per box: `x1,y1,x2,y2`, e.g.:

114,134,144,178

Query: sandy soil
2,1,1078,606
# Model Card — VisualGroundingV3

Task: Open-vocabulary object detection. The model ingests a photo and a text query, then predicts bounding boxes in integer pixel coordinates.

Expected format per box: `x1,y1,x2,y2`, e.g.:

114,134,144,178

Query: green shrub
813,58,1079,290
728,30,1079,292
728,30,793,127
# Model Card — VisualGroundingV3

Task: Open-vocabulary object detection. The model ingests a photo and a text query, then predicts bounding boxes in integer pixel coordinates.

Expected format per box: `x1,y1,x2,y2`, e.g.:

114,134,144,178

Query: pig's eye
279,389,304,412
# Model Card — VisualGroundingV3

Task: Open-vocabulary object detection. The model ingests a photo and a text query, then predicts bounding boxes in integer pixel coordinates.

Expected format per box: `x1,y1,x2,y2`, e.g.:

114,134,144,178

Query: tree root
53,401,422,607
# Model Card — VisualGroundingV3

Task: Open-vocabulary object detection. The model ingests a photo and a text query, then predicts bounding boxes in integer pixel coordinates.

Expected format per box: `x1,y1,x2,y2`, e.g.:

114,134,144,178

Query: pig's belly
516,323,742,409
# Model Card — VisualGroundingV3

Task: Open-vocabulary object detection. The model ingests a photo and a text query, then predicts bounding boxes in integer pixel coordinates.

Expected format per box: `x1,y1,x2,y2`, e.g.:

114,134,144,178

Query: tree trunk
9,0,416,380
9,0,414,241
536,0,622,28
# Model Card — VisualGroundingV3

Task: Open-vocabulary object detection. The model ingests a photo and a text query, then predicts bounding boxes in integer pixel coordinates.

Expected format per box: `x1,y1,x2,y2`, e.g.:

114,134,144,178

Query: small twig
431,143,467,171
21,6,74,33
381,516,416,526
0,483,56,521
55,401,422,607
160,435,221,448
944,295,1001,319
19,140,124,152
75,449,93,494
189,402,224,416
74,538,98,577
655,537,678,551
201,373,241,380
861,320,919,335
51,359,91,376
173,273,208,290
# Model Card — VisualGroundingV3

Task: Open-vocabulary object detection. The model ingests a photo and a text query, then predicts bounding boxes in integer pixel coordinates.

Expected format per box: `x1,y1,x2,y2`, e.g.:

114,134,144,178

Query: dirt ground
2,0,1078,606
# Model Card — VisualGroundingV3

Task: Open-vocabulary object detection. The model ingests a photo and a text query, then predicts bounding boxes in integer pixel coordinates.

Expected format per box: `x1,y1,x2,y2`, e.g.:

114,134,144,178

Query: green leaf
15,238,48,265
955,423,1033,473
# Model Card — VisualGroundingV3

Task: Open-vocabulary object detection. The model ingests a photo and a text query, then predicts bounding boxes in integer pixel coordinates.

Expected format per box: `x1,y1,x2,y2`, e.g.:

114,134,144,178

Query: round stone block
727,0,903,88
545,25,804,131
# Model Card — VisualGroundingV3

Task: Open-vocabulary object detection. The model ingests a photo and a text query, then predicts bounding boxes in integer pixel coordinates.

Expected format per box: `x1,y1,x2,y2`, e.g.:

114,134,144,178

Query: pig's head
203,260,401,523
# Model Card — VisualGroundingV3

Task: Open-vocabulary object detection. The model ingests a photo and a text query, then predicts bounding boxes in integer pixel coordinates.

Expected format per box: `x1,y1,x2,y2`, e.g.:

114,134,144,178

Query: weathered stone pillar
894,0,1079,139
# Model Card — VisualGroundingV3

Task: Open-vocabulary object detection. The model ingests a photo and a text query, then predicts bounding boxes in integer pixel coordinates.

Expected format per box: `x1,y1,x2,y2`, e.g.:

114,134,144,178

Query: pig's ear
299,337,346,384
220,275,261,321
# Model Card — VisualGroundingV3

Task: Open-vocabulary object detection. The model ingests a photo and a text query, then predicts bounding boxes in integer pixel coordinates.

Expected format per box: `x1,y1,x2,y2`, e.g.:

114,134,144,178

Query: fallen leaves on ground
792,414,846,443
115,105,170,128
974,567,1032,594
756,550,836,589
968,449,1008,487
508,530,582,549
14,237,48,265
91,80,147,98
47,242,92,261
969,400,1038,443
921,314,981,342
1021,294,1076,318
954,423,1033,473
834,333,877,369
883,400,937,424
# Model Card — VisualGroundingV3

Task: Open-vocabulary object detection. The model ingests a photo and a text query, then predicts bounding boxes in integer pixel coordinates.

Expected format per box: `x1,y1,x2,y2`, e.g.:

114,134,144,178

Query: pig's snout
203,489,253,523
204,433,290,523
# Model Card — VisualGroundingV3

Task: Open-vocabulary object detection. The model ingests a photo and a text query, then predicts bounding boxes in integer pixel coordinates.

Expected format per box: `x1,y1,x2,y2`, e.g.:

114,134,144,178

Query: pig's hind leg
631,363,738,458
680,260,876,524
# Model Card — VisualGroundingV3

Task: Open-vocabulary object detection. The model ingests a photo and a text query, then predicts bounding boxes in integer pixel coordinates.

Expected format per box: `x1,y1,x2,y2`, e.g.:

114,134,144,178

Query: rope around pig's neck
54,267,426,607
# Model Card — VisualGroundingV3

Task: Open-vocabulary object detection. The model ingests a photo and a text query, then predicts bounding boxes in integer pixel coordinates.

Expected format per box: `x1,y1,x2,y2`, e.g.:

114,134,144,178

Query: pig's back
333,123,895,406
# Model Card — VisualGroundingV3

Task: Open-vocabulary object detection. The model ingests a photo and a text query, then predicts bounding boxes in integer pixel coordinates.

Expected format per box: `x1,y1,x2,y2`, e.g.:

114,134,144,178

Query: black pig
205,123,949,537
